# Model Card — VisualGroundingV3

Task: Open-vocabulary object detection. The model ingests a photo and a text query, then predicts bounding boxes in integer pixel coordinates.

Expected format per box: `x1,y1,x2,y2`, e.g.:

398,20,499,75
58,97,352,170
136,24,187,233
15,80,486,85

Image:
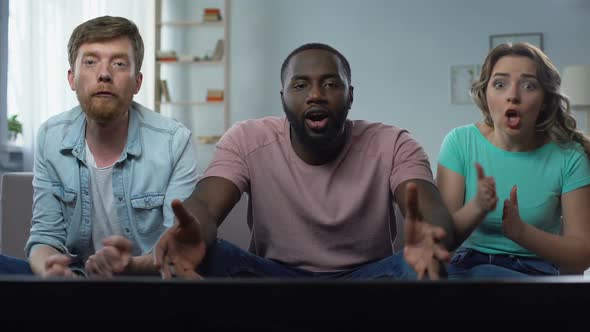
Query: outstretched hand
474,163,497,214
403,182,450,280
154,199,206,279
502,185,525,241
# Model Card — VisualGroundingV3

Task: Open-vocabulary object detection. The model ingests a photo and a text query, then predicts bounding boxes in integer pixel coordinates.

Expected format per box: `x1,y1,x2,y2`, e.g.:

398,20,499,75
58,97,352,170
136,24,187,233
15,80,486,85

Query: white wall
229,0,590,169
219,0,590,248
227,0,274,123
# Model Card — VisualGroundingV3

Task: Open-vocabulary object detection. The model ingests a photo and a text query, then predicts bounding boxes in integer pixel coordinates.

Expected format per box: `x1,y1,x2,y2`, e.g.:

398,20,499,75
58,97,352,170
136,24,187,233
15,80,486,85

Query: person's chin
303,128,338,146
304,126,329,139
86,104,119,123
87,112,116,125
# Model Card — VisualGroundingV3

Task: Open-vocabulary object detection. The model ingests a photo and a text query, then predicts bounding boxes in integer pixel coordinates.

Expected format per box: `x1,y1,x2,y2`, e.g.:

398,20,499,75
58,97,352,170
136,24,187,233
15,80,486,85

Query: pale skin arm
125,254,158,275
85,236,160,277
29,244,76,277
87,177,242,278
436,163,498,244
503,185,590,274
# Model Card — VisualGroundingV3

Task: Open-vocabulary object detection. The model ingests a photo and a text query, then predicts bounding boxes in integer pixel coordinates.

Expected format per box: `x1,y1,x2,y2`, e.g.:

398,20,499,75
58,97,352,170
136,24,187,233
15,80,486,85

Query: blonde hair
471,42,589,151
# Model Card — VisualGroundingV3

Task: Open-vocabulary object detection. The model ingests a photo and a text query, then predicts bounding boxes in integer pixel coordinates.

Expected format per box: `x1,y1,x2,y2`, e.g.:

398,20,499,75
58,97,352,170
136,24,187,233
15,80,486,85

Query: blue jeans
0,255,33,275
198,239,417,280
448,247,559,279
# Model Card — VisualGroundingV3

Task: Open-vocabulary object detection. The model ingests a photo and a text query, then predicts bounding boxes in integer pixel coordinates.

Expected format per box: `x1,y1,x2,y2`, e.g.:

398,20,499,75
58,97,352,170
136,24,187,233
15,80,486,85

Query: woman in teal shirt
437,42,590,278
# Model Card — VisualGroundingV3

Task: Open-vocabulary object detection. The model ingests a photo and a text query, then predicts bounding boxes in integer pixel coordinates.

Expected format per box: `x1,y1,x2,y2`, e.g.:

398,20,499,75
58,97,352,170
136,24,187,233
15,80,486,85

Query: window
0,0,8,148
5,0,154,171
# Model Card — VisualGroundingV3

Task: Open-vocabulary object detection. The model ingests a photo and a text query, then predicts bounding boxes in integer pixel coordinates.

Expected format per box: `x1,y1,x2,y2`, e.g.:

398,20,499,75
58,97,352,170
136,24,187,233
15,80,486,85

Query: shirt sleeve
437,127,465,176
389,130,435,195
162,125,199,228
562,144,590,194
200,123,250,194
25,122,69,257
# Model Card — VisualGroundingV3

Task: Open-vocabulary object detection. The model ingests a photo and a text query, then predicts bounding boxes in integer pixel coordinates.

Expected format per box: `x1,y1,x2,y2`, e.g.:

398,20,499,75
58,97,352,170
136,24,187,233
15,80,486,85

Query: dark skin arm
154,176,241,278
184,176,242,246
156,176,458,280
395,179,457,251
396,179,458,279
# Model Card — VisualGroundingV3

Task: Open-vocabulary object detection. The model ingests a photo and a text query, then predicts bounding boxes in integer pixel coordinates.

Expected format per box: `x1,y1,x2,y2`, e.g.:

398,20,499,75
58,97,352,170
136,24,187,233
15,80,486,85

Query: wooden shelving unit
154,0,230,132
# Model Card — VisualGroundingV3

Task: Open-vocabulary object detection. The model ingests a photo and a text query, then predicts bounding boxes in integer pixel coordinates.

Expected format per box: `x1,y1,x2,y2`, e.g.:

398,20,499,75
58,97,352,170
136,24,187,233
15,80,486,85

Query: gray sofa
0,172,33,259
0,172,252,259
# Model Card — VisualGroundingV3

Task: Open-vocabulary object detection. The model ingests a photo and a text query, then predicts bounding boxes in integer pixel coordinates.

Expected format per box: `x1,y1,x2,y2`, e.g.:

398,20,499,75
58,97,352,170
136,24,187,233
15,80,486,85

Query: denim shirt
25,101,198,269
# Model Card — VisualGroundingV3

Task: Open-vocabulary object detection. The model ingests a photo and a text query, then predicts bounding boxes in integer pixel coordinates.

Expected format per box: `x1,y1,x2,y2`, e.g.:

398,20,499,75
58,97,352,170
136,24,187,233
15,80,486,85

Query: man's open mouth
304,109,330,131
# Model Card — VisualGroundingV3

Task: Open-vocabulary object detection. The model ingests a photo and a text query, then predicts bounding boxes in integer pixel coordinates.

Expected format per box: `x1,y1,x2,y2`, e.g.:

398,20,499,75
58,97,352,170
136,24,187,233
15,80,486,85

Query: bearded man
153,43,459,281
0,16,198,277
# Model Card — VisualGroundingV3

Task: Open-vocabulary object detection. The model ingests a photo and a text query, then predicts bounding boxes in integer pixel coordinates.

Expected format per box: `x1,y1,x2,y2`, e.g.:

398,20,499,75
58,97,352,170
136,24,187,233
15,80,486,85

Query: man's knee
0,255,33,275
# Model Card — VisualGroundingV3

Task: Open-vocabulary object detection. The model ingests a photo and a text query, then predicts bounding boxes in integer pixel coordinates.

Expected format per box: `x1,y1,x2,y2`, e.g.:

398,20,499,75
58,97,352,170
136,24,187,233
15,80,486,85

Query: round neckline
470,123,554,156
284,119,354,168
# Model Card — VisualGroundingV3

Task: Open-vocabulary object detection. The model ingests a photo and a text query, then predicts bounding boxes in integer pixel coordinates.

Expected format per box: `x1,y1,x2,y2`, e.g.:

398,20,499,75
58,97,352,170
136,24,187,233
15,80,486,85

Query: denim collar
60,101,143,162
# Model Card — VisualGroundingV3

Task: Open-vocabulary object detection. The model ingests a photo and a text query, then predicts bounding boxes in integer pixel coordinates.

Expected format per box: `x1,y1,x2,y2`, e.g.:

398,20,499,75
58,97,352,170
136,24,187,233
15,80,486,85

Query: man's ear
134,72,143,94
67,69,76,91
349,85,354,106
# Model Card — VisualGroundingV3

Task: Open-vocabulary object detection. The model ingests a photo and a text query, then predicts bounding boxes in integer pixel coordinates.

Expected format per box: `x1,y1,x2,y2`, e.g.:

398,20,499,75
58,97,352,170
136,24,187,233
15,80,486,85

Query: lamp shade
561,65,590,106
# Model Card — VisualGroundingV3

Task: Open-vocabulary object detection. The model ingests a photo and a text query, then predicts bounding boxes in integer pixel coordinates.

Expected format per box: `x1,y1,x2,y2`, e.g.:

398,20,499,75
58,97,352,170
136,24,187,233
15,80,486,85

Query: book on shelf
211,39,224,61
206,89,224,102
202,8,222,22
204,8,221,14
156,50,178,62
159,79,171,102
178,54,200,62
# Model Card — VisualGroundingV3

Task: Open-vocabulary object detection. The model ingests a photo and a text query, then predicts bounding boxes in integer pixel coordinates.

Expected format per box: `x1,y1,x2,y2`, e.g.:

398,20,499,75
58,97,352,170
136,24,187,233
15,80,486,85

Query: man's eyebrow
319,73,342,80
289,74,309,81
81,51,98,58
110,53,131,60
289,73,341,81
80,51,130,60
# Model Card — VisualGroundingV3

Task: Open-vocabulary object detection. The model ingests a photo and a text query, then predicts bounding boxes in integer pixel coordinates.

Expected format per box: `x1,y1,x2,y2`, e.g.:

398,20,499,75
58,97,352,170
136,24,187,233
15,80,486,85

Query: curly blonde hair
471,42,589,152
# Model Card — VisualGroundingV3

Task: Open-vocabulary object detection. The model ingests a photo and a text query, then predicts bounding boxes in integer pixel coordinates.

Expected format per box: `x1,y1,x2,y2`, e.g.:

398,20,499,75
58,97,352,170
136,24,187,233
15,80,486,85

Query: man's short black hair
280,43,351,86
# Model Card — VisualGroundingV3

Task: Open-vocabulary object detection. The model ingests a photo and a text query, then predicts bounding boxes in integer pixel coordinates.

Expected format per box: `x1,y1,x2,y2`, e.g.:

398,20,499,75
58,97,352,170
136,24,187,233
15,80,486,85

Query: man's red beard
78,93,127,125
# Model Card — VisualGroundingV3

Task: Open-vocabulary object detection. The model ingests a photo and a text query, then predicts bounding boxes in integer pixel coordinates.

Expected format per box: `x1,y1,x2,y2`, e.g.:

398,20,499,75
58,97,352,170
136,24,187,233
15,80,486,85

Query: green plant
8,115,22,135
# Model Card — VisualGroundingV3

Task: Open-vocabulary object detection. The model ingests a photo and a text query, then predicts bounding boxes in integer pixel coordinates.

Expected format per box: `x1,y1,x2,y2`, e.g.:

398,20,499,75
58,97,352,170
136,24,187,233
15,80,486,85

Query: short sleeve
389,130,435,194
562,145,590,194
200,123,250,193
438,127,465,176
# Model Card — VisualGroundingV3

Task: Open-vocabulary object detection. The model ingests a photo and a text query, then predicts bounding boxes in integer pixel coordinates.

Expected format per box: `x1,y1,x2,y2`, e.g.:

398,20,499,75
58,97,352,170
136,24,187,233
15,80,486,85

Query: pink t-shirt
202,117,434,272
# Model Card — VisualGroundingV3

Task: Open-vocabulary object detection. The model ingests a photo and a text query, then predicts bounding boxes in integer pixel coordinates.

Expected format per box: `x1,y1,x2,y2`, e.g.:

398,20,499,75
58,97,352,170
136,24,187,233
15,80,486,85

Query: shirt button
118,197,123,201
125,228,130,233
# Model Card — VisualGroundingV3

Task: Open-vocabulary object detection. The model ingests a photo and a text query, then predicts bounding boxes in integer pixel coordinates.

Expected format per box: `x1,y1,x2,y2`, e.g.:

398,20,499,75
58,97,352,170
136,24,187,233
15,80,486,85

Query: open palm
403,182,450,280
154,199,206,279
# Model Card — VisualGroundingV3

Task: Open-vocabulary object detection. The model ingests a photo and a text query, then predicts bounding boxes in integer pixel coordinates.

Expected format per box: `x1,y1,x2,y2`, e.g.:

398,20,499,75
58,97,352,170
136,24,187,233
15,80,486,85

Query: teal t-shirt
438,124,590,257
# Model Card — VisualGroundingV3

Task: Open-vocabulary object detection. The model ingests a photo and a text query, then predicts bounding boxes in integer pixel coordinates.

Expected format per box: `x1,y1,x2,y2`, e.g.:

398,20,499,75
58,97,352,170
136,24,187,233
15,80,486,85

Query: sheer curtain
7,0,155,170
